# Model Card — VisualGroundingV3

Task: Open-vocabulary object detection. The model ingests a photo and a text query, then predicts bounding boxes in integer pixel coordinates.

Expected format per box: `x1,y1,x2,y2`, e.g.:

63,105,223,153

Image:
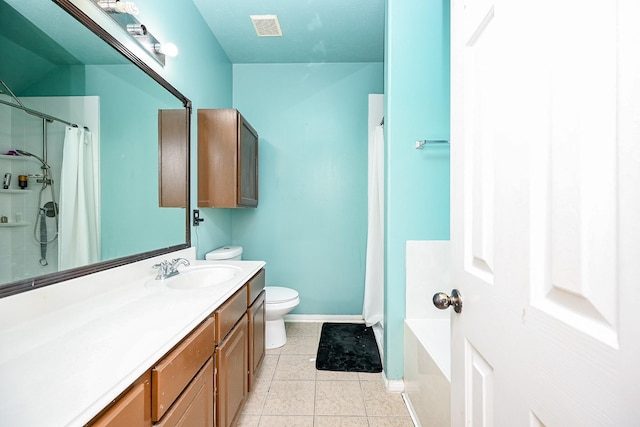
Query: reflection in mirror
0,0,191,297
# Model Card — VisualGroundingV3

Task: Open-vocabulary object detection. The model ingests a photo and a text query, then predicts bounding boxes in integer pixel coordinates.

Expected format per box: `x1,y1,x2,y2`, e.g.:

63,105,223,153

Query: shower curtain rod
0,98,89,131
0,81,89,131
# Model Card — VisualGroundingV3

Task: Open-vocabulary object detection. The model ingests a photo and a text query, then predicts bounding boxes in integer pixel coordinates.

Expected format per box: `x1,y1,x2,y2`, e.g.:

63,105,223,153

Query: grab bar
416,140,449,149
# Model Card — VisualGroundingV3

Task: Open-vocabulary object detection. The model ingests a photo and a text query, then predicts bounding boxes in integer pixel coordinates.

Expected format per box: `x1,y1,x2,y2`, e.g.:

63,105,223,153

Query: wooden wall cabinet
198,109,258,208
158,109,190,208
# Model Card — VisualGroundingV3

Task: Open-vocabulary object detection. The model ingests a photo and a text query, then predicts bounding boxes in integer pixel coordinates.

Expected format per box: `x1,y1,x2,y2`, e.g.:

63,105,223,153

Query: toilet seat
265,286,299,304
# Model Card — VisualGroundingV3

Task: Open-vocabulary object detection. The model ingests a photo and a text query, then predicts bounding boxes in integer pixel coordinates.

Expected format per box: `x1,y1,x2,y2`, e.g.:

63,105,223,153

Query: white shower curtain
363,124,385,326
58,126,100,270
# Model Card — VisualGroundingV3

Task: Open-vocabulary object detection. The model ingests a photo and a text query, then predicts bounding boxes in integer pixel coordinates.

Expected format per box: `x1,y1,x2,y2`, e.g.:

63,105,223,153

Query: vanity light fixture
97,0,139,15
126,23,147,37
91,0,174,66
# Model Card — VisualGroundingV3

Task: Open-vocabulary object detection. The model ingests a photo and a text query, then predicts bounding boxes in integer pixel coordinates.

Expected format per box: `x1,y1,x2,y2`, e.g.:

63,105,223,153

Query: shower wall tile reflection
0,96,99,283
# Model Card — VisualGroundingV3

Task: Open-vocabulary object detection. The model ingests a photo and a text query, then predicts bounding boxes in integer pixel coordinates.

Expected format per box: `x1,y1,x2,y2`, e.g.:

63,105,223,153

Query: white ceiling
192,0,385,64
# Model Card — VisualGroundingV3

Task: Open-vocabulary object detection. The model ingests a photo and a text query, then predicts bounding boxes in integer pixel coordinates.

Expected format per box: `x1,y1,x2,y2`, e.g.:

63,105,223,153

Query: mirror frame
0,0,192,298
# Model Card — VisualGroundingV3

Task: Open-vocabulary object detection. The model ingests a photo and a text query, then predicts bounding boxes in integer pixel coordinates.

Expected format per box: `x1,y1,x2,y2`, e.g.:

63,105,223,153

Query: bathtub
404,319,451,427
403,240,451,427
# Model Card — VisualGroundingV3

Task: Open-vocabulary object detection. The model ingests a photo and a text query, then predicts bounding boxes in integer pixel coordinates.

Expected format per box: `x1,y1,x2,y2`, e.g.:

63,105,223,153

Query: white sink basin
163,265,242,290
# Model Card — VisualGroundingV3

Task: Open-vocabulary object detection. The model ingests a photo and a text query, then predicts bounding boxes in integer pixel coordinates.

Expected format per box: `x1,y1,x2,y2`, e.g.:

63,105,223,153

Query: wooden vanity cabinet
248,291,265,392
151,317,215,423
88,317,215,427
198,109,259,208
154,358,214,427
215,315,249,427
246,269,266,391
89,270,267,427
87,372,151,427
214,285,249,427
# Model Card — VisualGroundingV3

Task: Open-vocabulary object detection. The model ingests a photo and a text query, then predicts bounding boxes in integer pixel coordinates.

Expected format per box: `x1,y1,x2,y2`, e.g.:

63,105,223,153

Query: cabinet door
248,290,265,392
215,313,248,427
158,109,189,208
238,116,258,207
197,109,258,208
198,109,236,207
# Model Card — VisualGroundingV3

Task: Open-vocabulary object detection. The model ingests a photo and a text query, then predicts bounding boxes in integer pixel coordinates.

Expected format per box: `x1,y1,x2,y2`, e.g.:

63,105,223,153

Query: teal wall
231,63,383,314
19,64,188,259
20,65,86,97
384,0,451,379
16,0,451,381
20,0,236,259
136,0,451,382
84,65,184,259
133,0,235,257
92,0,449,382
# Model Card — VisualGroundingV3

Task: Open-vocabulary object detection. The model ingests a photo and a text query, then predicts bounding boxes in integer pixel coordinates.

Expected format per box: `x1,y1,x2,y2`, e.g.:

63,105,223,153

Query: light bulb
154,43,179,58
97,1,139,15
123,2,139,15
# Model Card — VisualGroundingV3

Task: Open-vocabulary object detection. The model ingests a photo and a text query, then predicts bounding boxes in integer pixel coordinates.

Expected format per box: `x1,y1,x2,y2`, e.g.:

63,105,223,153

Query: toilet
205,245,243,261
264,286,300,349
205,246,300,349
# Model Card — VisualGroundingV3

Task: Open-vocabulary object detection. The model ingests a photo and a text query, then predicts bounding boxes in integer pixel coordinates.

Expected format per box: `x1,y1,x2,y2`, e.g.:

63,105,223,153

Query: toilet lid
265,286,299,303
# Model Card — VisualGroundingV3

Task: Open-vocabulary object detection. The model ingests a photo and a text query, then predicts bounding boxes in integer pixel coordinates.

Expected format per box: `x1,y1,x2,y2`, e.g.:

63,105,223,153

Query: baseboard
402,393,421,427
284,314,365,323
383,374,405,393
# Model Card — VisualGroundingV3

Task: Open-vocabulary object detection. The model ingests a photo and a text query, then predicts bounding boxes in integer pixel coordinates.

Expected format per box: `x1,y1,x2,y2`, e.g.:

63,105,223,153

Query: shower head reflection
16,149,50,169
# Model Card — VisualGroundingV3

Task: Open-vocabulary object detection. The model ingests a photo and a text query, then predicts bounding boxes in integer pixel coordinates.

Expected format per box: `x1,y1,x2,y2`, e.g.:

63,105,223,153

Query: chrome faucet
153,258,190,280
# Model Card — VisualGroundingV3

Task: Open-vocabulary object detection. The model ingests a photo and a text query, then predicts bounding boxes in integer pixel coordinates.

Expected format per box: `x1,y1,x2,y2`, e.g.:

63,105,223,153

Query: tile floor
236,322,414,427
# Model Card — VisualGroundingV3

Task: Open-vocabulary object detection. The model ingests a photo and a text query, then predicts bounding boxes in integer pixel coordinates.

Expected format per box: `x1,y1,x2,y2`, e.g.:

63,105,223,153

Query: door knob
432,289,463,313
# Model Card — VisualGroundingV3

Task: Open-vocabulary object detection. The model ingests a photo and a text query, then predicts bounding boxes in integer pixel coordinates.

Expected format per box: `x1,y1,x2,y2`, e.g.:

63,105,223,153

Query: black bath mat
315,323,382,373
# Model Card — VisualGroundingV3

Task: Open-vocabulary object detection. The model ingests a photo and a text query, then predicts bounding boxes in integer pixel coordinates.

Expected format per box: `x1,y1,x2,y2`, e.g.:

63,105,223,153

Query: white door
449,0,640,425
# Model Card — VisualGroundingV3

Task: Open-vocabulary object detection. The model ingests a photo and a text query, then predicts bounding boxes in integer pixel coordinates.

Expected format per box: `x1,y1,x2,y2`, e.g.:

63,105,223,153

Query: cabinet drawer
247,269,265,306
152,318,215,422
155,357,214,427
215,286,248,344
90,382,147,427
88,372,150,427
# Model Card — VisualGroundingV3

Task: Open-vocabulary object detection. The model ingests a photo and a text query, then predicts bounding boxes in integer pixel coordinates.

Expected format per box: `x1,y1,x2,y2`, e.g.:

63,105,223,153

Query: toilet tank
205,246,243,261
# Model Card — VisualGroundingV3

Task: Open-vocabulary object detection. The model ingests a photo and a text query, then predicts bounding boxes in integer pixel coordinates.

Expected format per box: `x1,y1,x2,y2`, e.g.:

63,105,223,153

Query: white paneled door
449,0,640,425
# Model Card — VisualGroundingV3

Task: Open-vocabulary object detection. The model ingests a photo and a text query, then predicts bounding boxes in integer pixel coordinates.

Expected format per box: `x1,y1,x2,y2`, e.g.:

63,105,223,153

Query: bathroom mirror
0,0,191,297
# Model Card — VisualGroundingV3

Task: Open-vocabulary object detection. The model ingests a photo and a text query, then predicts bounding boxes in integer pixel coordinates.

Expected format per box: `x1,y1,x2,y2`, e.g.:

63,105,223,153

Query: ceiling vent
250,15,283,37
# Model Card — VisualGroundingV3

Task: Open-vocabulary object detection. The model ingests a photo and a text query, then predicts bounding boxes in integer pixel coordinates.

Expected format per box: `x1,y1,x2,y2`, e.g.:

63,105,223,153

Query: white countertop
0,253,265,427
